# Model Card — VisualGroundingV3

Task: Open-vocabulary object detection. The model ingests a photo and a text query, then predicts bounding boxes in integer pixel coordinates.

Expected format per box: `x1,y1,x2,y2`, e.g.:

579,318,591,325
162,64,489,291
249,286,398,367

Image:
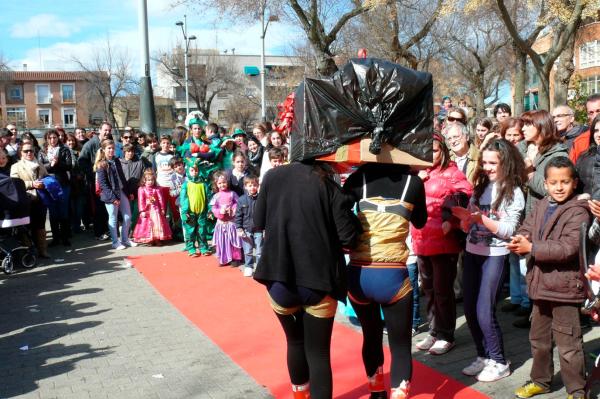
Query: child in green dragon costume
180,159,213,256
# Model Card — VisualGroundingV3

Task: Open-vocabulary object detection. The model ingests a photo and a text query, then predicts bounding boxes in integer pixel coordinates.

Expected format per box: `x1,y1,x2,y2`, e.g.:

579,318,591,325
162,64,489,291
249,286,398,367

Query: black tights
275,311,335,399
351,294,413,387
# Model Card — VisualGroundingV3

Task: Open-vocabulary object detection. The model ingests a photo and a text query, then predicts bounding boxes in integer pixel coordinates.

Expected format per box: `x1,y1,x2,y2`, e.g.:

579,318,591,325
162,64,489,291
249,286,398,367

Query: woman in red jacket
411,133,473,355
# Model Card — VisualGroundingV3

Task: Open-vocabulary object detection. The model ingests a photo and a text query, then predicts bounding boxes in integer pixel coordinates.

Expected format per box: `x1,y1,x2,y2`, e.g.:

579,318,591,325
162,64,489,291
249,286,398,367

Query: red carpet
132,252,488,399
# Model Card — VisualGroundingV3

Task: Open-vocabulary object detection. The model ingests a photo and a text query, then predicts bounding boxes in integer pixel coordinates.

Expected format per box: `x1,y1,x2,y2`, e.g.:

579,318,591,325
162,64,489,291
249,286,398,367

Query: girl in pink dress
133,169,172,245
210,171,242,265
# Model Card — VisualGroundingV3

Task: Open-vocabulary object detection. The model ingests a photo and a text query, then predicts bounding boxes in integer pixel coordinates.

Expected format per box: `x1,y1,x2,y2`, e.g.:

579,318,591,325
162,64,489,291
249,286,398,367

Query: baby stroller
0,174,36,274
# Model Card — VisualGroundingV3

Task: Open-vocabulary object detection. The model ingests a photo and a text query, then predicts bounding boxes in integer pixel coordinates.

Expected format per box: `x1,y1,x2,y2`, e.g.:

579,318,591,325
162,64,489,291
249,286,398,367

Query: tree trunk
513,45,526,115
538,74,550,111
553,31,577,107
475,71,486,117
316,52,338,77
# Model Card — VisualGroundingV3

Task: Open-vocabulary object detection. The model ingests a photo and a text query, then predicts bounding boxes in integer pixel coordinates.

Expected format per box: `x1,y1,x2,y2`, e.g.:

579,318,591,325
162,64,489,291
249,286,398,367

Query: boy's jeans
241,231,263,269
508,252,530,308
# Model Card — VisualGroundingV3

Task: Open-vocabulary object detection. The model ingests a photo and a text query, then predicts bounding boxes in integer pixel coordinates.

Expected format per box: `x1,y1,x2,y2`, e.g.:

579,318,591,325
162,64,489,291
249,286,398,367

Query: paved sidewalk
0,234,270,399
1,232,599,399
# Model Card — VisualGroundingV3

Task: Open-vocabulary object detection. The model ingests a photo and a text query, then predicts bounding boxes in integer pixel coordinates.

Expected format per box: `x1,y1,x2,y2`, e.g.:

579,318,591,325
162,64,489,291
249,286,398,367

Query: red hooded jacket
411,161,473,256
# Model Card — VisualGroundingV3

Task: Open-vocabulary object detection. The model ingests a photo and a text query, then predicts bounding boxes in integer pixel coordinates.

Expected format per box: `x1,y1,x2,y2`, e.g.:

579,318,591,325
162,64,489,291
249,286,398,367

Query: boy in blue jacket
235,175,261,276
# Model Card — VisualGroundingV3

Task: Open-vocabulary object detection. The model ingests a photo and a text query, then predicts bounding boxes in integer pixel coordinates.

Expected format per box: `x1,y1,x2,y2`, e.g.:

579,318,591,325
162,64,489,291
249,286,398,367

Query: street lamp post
138,0,156,133
260,4,278,122
175,15,196,116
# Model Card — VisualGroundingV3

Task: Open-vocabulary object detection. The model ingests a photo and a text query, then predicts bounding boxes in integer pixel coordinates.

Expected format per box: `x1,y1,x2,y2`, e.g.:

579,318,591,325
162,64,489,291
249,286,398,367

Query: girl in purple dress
210,171,242,265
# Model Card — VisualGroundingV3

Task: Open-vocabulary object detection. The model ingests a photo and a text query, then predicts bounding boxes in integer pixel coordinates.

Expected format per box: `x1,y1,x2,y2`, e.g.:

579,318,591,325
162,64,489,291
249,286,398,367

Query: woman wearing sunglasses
10,143,50,258
444,107,468,132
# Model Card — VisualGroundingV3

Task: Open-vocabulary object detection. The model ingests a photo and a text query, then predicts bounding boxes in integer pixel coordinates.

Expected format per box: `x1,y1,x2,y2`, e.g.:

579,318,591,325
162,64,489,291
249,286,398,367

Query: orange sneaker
292,383,310,399
368,366,385,393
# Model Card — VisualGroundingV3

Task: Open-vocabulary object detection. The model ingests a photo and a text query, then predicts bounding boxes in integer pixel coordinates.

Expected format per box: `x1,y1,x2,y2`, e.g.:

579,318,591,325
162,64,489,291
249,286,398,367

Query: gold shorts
268,293,337,318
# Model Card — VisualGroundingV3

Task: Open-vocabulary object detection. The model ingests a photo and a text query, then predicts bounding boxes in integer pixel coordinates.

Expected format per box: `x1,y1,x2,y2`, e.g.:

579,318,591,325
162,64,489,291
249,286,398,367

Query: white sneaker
462,357,488,376
243,267,254,277
476,359,510,382
113,244,127,250
428,339,455,355
123,241,138,247
415,334,436,351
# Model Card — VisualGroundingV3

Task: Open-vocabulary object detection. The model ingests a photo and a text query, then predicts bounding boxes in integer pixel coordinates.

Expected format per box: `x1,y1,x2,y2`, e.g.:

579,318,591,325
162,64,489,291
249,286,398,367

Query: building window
36,84,51,104
580,75,600,95
61,83,75,103
8,85,23,101
580,40,600,69
37,109,51,127
62,107,76,127
7,107,26,126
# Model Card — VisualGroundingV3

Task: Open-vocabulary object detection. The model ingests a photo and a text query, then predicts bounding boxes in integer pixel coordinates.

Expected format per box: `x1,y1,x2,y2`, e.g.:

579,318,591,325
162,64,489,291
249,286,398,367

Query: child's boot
292,382,310,399
390,380,410,399
368,366,387,399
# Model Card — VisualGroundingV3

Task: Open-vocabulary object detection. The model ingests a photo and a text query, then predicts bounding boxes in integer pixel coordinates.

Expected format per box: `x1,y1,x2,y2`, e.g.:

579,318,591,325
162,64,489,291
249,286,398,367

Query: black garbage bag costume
254,58,431,399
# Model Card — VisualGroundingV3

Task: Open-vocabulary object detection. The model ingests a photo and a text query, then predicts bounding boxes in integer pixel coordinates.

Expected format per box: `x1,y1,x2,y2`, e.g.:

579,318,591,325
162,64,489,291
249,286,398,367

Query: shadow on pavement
0,234,120,397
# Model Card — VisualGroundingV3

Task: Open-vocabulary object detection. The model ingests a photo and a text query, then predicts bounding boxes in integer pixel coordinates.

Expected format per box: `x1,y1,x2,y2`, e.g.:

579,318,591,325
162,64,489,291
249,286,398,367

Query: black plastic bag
290,58,433,163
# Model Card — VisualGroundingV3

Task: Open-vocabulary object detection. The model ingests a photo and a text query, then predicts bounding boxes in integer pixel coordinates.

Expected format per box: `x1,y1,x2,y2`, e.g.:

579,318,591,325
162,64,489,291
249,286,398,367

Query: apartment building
155,49,305,126
525,20,600,110
0,70,106,129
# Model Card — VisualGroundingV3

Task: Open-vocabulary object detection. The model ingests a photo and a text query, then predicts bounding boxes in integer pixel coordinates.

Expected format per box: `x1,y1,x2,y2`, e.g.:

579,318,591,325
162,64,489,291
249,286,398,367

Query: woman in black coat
253,160,359,399
38,129,72,246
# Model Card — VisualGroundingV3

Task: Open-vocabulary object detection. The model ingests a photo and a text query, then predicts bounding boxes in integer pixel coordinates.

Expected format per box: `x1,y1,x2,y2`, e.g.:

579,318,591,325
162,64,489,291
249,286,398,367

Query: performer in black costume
254,160,359,399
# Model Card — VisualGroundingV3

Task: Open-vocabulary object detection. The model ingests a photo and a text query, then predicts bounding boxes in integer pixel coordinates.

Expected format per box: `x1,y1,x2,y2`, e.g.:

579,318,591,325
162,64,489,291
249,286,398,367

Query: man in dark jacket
78,122,111,239
552,105,587,151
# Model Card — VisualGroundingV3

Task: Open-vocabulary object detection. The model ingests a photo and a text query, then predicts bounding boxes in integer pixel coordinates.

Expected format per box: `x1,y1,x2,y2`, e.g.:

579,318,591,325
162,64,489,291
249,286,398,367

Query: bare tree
342,0,444,69
155,48,241,121
70,38,137,129
495,0,586,110
436,4,510,116
223,94,261,128
174,0,374,76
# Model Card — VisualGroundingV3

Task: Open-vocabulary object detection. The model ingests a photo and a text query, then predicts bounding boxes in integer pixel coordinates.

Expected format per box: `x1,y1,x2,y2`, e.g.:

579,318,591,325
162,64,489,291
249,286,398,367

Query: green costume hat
232,128,247,138
188,117,207,128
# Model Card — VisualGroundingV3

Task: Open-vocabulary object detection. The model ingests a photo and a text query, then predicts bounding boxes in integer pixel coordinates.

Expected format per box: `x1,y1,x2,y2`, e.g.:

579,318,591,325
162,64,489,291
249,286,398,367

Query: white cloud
10,14,82,39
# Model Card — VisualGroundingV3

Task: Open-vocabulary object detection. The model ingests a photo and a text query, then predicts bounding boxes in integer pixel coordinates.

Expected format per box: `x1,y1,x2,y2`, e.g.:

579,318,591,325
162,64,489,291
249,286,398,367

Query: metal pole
260,5,266,122
184,14,190,116
138,0,156,133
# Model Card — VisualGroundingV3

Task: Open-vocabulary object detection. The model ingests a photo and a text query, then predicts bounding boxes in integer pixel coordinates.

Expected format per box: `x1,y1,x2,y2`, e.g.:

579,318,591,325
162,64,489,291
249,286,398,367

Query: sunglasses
447,116,465,123
122,136,132,139
22,149,34,154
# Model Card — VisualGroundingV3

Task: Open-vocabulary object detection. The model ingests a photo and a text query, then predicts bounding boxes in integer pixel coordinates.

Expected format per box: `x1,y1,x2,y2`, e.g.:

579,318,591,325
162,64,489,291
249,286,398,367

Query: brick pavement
0,234,271,399
1,232,599,399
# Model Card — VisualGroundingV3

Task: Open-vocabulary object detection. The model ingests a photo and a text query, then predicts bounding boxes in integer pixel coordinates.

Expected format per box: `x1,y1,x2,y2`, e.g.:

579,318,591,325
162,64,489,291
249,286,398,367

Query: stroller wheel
21,253,36,269
2,257,14,274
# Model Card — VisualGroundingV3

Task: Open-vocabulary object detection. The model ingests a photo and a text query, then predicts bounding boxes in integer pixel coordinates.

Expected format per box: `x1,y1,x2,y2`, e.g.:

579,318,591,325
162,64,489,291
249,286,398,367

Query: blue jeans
463,252,508,364
407,262,421,329
241,231,263,269
104,191,131,246
508,253,530,308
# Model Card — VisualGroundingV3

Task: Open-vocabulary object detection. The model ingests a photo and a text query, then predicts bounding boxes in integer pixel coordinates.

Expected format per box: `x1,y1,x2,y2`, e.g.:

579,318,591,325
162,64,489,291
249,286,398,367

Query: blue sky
0,0,299,76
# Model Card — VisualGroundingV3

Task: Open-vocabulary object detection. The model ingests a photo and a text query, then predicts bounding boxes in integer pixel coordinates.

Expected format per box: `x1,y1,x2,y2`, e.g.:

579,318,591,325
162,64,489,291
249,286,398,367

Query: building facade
155,49,305,127
525,20,600,110
0,71,105,129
